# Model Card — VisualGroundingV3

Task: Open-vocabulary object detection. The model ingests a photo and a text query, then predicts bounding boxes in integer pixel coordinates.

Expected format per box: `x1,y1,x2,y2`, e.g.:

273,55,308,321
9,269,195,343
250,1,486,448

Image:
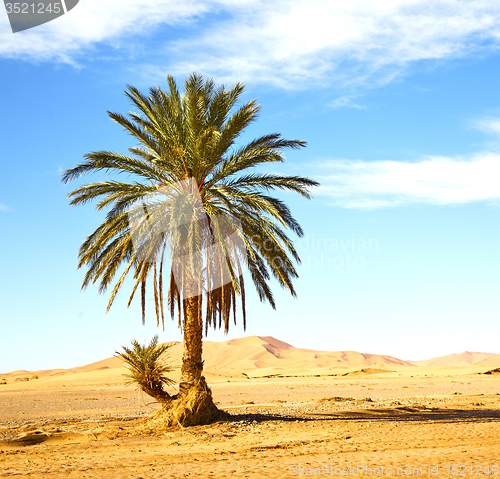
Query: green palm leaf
116,335,175,403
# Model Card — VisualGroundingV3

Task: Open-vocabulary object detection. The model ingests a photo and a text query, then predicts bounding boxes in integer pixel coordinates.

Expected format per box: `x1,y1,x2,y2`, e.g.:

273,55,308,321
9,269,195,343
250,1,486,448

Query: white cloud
0,0,246,62
473,117,500,136
316,152,500,209
0,203,10,211
145,0,500,88
2,0,500,88
329,95,366,109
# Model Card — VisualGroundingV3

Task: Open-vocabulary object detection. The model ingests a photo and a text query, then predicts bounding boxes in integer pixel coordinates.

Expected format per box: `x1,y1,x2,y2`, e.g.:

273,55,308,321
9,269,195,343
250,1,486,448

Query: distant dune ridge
1,336,497,378
411,351,495,367
475,353,500,367
200,336,415,371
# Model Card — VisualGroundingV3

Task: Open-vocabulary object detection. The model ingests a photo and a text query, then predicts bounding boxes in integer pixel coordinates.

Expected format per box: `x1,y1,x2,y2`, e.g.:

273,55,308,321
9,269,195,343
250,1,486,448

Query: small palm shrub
116,335,175,404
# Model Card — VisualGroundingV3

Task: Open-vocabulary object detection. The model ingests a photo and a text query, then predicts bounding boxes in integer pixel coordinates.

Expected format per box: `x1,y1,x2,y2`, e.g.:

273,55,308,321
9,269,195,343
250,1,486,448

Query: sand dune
1,368,71,380
475,353,500,367
162,336,416,373
411,351,495,367
4,337,500,381
2,336,415,380
72,356,123,373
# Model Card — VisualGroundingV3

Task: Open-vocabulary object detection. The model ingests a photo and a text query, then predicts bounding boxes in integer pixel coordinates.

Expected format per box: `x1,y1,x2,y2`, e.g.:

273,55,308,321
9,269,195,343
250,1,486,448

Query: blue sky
1,0,500,373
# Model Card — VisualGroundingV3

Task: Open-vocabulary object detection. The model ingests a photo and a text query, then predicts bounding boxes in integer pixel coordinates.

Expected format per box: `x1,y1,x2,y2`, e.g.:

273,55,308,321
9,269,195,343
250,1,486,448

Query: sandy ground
1,369,500,478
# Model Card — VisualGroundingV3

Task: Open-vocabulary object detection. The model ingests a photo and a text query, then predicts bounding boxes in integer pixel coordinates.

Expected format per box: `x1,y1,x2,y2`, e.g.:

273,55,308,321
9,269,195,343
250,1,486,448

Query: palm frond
115,335,175,402
62,73,318,333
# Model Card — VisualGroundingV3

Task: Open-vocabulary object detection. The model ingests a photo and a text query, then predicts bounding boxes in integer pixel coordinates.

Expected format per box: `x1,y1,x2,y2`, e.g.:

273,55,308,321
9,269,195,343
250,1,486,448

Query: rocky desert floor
1,368,500,478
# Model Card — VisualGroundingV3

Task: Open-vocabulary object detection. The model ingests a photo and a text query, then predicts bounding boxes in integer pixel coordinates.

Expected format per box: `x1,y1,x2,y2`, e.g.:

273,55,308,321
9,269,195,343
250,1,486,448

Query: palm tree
61,73,318,425
116,335,175,405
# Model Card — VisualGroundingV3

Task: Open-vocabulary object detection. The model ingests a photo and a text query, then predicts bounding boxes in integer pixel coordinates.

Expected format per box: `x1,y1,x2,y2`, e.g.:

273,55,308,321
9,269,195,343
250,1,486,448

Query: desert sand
1,336,500,478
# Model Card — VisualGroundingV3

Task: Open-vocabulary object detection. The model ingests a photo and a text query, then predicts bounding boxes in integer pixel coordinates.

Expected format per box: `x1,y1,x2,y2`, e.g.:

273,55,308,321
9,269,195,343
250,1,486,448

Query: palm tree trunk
141,384,173,405
145,291,221,428
179,294,204,397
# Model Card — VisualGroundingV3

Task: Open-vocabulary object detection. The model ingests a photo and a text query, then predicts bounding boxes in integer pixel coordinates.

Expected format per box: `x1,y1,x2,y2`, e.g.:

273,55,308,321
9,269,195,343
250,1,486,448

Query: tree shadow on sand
218,405,500,426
